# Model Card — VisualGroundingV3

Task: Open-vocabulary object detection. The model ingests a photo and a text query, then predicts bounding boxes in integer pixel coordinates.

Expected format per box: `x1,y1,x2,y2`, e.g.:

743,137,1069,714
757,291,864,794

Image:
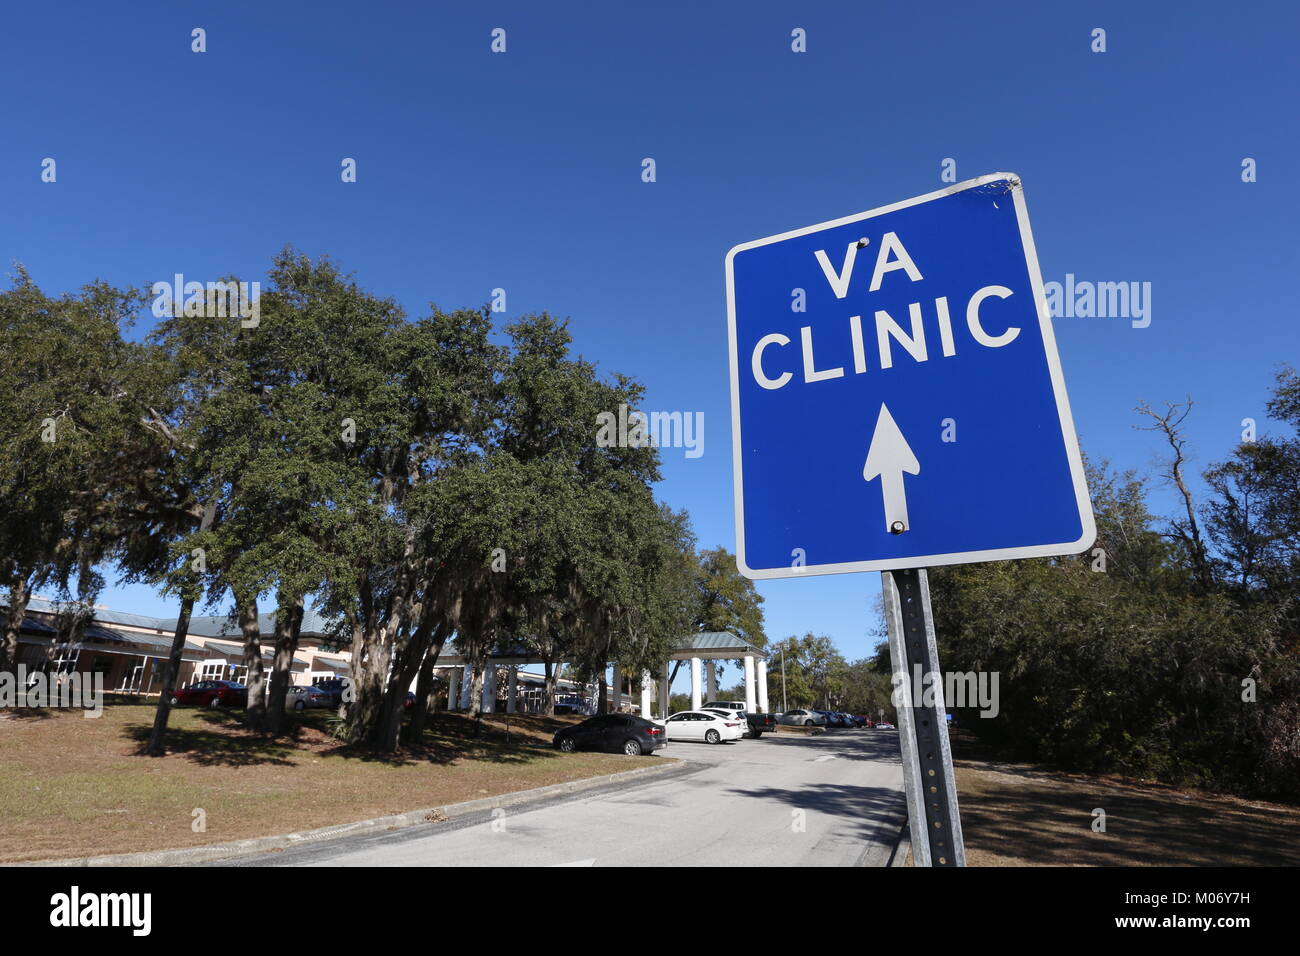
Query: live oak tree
0,269,146,674
4,253,724,761
128,285,254,753
693,546,767,649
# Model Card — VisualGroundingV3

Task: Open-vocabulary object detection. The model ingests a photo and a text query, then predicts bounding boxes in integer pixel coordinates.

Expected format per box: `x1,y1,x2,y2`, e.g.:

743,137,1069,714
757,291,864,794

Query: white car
662,710,745,744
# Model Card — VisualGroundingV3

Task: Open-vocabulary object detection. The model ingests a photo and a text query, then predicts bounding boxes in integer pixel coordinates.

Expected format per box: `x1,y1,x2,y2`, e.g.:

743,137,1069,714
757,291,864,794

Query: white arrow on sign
862,403,920,534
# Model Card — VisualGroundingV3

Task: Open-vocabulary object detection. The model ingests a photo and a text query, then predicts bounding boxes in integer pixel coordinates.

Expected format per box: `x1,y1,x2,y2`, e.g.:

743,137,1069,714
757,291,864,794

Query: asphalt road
229,727,907,867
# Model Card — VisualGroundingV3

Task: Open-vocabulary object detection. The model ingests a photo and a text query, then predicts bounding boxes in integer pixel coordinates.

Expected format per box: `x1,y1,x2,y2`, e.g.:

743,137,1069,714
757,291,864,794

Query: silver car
285,684,332,710
777,708,827,727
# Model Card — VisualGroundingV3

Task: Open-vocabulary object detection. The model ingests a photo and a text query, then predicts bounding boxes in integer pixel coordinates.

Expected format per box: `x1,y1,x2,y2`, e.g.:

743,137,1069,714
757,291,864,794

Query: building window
198,661,226,683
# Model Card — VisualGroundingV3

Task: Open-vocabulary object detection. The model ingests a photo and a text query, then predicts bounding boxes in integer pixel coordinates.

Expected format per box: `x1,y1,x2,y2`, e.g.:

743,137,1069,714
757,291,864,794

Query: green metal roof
673,631,766,656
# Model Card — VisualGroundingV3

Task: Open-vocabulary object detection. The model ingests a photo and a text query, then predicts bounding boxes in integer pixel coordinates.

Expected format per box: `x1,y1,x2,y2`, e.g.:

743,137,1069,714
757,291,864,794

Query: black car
311,677,349,707
553,714,666,757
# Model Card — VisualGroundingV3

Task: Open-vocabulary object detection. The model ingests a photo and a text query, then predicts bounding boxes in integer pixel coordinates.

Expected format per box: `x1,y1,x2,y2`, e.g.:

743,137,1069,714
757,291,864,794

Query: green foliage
765,633,848,709
693,546,766,648
928,401,1300,797
0,269,149,668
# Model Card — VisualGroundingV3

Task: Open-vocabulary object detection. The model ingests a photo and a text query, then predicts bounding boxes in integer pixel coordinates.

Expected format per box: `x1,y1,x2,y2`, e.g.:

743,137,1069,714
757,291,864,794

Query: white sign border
725,172,1097,580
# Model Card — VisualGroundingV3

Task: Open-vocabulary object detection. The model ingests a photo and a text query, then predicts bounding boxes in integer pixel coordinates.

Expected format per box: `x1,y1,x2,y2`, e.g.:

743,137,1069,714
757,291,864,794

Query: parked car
814,709,846,727
170,680,248,708
311,677,349,707
662,710,744,744
847,714,868,727
553,713,666,756
702,700,776,738
777,708,826,727
876,721,896,730
285,684,332,711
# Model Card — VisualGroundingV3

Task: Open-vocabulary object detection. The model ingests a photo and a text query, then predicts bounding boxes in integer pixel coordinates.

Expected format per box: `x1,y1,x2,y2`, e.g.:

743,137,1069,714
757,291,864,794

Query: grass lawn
917,731,1300,866
0,699,658,864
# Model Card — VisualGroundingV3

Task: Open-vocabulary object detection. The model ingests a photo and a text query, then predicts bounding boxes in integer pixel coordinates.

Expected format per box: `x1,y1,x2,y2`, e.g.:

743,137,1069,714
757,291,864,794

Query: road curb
15,757,685,868
887,821,912,867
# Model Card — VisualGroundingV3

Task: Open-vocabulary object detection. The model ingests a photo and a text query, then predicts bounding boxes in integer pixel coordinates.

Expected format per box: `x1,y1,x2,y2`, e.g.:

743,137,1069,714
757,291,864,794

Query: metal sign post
882,567,965,867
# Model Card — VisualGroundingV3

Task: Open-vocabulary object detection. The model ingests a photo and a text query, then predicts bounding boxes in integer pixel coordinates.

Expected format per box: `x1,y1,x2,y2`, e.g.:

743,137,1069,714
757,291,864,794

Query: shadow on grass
123,714,299,767
1,704,60,721
320,712,569,768
120,706,579,770
957,773,1300,866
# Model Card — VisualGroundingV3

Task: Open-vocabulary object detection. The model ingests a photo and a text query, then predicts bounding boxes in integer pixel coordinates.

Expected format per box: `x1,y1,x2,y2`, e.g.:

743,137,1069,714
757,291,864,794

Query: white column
609,663,622,714
641,670,653,717
690,657,703,710
757,658,770,713
506,666,518,713
743,655,757,712
705,660,718,702
482,662,497,712
446,668,460,711
459,664,472,710
660,661,672,717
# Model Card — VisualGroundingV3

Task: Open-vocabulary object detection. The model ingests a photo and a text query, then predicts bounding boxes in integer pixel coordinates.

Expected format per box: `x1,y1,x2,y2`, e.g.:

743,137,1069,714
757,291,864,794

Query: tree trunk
238,596,266,727
405,626,450,744
597,673,608,715
0,571,31,675
143,499,215,754
468,655,486,719
543,659,557,716
144,593,196,756
263,594,304,734
346,620,392,745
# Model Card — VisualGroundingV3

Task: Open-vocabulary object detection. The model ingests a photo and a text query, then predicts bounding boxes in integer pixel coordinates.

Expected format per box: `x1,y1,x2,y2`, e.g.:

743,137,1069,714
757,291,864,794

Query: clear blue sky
2,2,1296,688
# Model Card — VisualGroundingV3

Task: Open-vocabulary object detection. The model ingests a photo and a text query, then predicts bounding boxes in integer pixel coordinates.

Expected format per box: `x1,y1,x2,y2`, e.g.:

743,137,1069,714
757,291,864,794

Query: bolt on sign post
725,174,1095,867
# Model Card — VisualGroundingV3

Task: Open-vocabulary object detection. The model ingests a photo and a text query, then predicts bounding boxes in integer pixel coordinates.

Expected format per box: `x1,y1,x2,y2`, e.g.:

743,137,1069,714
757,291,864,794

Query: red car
170,680,248,708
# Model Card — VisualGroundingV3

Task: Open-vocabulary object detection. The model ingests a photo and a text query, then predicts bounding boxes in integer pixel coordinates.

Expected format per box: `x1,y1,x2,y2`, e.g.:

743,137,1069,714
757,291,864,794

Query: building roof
186,608,335,639
671,631,767,659
15,597,335,642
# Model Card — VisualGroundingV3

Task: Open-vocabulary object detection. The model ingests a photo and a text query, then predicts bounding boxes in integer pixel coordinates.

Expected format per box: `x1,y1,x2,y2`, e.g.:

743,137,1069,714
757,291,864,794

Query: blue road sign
725,174,1094,579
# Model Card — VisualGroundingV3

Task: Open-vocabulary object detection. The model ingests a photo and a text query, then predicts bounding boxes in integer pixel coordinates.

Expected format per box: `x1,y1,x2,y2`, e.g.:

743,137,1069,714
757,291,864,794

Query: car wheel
751,731,762,738
169,695,180,706
804,719,813,726
705,729,721,744
294,700,305,711
208,697,222,708
623,739,643,756
558,737,577,753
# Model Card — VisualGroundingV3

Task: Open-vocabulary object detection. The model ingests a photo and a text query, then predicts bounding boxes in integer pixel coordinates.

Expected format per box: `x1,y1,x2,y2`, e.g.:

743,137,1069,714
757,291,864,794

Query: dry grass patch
0,701,664,863
939,732,1300,866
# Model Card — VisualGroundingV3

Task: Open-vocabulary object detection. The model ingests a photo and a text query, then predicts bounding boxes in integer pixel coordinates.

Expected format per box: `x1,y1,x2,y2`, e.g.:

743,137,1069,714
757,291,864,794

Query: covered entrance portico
427,631,766,720
643,631,769,720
